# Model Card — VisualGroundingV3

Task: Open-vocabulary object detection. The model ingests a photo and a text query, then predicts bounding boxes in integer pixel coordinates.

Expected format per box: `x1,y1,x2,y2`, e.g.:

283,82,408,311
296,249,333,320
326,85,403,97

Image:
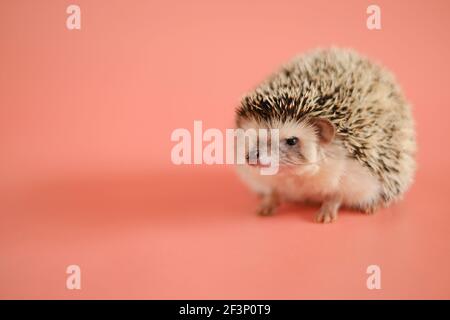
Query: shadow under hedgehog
235,48,416,223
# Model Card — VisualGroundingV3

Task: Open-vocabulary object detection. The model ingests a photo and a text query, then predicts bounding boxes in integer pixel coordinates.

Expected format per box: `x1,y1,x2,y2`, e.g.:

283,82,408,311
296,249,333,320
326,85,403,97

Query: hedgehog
235,48,416,223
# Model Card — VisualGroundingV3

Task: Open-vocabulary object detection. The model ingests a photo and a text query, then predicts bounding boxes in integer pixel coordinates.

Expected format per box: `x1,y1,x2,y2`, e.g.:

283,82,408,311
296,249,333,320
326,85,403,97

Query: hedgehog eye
285,137,298,146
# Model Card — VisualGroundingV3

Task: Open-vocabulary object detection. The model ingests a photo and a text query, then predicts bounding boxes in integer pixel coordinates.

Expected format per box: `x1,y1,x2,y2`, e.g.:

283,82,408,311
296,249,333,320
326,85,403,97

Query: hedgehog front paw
315,209,337,223
257,191,280,216
257,204,276,216
315,197,341,223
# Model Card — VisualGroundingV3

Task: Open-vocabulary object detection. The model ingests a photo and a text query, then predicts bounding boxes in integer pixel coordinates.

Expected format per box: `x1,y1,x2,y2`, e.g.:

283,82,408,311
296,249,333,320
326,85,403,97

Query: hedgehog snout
246,146,276,168
246,149,259,166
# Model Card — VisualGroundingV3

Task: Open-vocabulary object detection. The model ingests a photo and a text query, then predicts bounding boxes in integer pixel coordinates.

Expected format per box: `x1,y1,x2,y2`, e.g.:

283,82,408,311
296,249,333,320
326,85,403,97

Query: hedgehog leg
315,195,342,223
363,203,379,215
257,191,280,216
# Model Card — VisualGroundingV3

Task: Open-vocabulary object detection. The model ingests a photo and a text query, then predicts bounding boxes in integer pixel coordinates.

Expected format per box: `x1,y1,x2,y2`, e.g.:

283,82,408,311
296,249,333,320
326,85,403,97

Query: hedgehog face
238,117,335,172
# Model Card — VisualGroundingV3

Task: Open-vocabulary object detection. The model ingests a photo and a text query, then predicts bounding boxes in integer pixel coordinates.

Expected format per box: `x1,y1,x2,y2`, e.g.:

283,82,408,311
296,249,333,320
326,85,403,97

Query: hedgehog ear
310,117,335,144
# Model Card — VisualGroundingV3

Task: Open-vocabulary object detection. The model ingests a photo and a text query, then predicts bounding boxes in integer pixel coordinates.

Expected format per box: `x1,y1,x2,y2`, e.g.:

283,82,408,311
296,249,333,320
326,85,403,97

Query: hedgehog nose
246,150,259,165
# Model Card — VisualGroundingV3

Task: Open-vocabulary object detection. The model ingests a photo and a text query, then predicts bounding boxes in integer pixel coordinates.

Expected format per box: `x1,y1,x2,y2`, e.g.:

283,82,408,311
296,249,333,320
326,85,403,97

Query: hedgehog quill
236,48,416,223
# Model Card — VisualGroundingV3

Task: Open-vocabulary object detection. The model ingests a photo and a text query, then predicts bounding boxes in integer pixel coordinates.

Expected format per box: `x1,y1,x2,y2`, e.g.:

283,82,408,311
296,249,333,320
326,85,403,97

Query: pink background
1,0,450,299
